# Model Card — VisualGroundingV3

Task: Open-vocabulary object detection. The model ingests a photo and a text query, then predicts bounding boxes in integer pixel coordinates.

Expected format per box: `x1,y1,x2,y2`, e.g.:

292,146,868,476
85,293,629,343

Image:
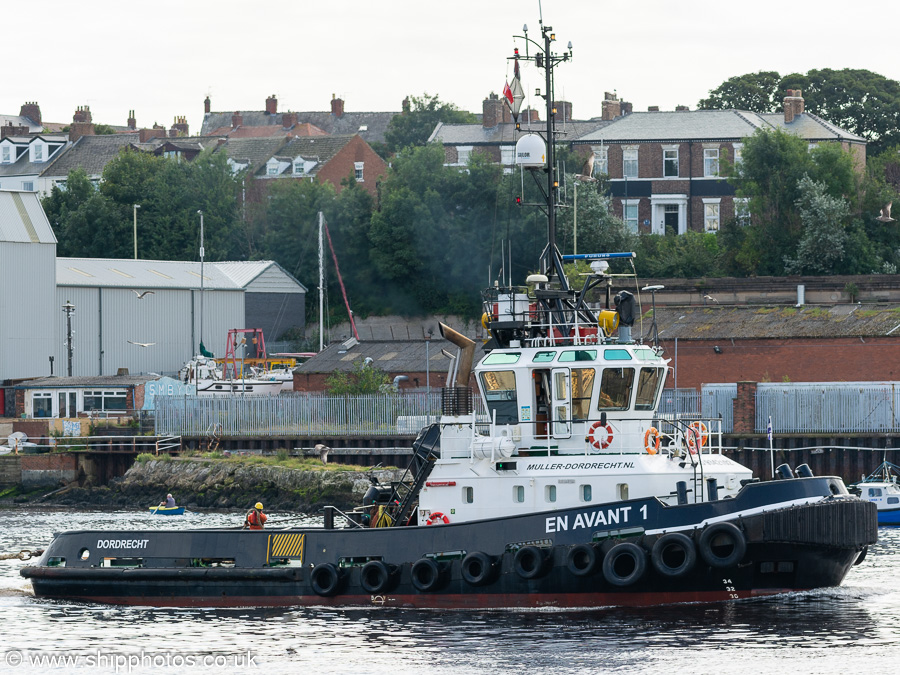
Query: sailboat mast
318,211,324,352
197,209,205,348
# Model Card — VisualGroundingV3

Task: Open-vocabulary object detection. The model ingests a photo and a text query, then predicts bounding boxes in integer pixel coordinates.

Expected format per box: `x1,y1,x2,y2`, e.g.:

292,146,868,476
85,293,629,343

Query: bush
135,453,155,463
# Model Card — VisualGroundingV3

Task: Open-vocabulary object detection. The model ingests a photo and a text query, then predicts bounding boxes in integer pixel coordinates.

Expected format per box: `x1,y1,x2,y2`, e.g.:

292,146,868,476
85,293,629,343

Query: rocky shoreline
34,458,404,513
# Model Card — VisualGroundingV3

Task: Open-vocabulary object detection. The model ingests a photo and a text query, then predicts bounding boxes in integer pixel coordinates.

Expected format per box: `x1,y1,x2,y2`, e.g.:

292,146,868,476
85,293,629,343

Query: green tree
783,175,851,274
699,69,900,155
383,94,477,153
42,169,122,257
325,359,390,395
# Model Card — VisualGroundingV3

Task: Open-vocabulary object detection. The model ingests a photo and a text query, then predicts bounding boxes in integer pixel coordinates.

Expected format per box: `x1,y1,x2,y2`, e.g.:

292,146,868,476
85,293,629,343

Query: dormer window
294,162,304,175
34,144,43,161
267,159,279,175
1,146,9,163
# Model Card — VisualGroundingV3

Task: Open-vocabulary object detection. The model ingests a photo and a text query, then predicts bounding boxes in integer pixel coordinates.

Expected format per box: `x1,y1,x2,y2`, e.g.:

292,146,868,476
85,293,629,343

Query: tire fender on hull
513,546,550,580
601,541,647,587
566,543,599,577
310,563,343,597
360,560,396,594
650,532,697,578
411,558,446,592
461,551,497,586
697,522,747,569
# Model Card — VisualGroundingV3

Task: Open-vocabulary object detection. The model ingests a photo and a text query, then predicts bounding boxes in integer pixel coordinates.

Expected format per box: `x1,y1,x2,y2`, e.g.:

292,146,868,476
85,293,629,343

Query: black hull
22,478,877,609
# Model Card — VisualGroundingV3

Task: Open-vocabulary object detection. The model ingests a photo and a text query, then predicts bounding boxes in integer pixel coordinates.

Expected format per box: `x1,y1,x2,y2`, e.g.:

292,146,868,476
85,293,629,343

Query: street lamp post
62,301,75,377
133,204,141,259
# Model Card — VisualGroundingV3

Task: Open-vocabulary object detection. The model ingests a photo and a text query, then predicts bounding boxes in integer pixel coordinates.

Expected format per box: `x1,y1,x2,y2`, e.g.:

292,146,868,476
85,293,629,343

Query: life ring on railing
644,427,661,455
588,421,614,450
686,422,708,453
426,511,449,526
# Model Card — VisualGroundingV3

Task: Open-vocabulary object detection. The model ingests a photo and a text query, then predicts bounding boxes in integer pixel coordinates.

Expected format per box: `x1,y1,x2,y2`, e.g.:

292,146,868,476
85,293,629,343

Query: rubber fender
650,532,697,578
566,543,599,577
360,560,394,594
601,541,647,587
513,546,549,580
411,558,445,592
310,563,342,597
461,551,497,586
697,522,747,569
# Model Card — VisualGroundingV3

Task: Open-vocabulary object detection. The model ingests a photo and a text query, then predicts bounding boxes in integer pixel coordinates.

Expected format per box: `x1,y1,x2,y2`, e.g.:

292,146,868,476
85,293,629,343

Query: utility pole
62,301,75,377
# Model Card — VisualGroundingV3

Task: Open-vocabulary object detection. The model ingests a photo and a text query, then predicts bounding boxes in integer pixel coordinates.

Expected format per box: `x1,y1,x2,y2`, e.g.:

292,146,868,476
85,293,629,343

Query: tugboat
21,20,876,608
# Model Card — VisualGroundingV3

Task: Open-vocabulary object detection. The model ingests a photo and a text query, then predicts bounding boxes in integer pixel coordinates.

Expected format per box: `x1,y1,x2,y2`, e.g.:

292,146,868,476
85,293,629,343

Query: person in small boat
614,290,635,343
244,502,267,530
159,493,176,508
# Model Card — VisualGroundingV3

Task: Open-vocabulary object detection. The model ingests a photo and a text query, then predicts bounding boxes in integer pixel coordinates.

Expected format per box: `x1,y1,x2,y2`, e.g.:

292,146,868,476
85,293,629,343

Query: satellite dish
526,274,549,284
515,134,546,168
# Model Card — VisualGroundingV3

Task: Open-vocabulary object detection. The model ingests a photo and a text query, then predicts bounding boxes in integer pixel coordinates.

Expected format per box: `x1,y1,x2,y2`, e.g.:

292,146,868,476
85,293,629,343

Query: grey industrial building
1,191,307,415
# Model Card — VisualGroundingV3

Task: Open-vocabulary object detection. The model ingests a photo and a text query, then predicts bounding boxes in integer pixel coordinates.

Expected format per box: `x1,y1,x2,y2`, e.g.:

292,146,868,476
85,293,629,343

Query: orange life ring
588,421,614,450
426,511,449,526
644,427,661,455
686,422,708,453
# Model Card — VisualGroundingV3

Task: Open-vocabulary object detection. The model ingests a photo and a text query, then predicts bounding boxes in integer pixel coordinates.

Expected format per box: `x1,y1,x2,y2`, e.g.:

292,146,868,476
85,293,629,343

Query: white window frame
732,143,743,170
34,143,43,161
1,146,10,163
593,146,608,175
22,181,34,191
703,148,719,177
703,198,721,232
734,197,751,226
294,162,304,175
513,485,525,503
266,159,280,176
623,199,640,234
662,146,678,178
623,146,638,178
32,392,53,418
354,161,364,182
545,484,557,503
456,145,473,166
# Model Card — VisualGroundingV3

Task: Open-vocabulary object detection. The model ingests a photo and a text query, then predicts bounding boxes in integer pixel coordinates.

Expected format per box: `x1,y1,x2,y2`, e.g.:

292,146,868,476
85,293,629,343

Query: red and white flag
505,57,525,122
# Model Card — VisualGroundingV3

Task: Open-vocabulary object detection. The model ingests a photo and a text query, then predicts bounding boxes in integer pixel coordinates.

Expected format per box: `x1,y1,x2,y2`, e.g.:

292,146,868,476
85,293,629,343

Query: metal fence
701,384,737,432
756,382,900,434
658,388,701,418
155,392,449,437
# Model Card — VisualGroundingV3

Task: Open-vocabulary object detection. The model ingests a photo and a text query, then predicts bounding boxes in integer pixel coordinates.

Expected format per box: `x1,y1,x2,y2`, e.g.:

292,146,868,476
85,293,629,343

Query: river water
1,508,898,674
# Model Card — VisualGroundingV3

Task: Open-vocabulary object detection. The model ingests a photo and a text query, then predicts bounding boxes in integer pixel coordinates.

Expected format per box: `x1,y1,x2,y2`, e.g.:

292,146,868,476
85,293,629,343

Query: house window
581,484,592,502
513,485,525,503
84,390,128,412
1,146,9,163
593,147,608,175
623,147,638,178
623,200,639,234
294,162,304,175
703,148,719,177
34,144,43,161
546,485,557,503
354,162,364,182
267,162,279,176
463,486,474,504
500,146,515,165
703,199,721,232
732,143,743,168
456,146,473,165
22,181,34,191
32,393,53,418
663,148,678,177
734,198,750,226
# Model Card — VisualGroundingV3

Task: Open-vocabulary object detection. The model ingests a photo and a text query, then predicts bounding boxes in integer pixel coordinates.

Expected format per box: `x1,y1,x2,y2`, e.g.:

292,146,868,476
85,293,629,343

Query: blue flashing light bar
561,252,636,261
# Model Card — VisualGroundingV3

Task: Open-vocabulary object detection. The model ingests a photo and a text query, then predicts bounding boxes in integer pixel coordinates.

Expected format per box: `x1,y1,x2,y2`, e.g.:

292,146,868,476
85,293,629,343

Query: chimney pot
266,95,278,115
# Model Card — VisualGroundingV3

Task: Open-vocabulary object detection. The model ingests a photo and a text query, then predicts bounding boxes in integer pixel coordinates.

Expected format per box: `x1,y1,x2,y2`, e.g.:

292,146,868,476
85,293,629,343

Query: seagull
127,340,156,347
876,202,895,223
703,294,719,304
315,443,330,465
132,290,155,299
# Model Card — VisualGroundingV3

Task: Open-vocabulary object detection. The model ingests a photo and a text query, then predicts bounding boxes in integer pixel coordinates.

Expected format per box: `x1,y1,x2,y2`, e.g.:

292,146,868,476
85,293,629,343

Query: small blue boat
852,462,900,526
150,506,185,516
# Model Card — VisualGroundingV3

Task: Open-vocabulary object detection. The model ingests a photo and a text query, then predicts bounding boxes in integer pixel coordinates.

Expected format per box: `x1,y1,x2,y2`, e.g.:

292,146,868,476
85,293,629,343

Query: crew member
614,290,635,344
245,502,268,530
159,493,176,508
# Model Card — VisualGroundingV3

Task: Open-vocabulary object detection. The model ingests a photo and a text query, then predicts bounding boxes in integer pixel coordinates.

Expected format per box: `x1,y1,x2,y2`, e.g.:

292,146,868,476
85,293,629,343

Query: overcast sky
10,0,898,133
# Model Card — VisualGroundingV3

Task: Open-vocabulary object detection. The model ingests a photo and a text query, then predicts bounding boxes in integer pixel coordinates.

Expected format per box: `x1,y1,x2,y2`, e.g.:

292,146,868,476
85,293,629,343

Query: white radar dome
515,134,546,168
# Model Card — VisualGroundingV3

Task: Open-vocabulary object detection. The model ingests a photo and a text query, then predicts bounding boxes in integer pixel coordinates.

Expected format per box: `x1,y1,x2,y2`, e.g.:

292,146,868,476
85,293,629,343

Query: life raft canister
425,511,449,526
588,421,614,450
644,427,661,455
686,421,708,454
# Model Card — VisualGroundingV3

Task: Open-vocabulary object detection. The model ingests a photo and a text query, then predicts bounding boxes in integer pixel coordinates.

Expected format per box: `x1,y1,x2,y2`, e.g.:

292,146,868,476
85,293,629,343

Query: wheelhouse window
635,367,663,410
545,485,557,502
663,147,678,177
598,368,634,410
480,371,518,424
514,485,525,503
571,368,595,420
581,484,592,502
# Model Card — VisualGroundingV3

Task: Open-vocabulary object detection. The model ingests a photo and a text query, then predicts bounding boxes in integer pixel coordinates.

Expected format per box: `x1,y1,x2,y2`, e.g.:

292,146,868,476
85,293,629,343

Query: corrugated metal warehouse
0,191,57,381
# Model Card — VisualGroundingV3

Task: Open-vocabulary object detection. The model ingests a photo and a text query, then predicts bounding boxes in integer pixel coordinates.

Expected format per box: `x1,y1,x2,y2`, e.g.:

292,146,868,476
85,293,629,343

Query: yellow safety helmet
255,502,264,510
